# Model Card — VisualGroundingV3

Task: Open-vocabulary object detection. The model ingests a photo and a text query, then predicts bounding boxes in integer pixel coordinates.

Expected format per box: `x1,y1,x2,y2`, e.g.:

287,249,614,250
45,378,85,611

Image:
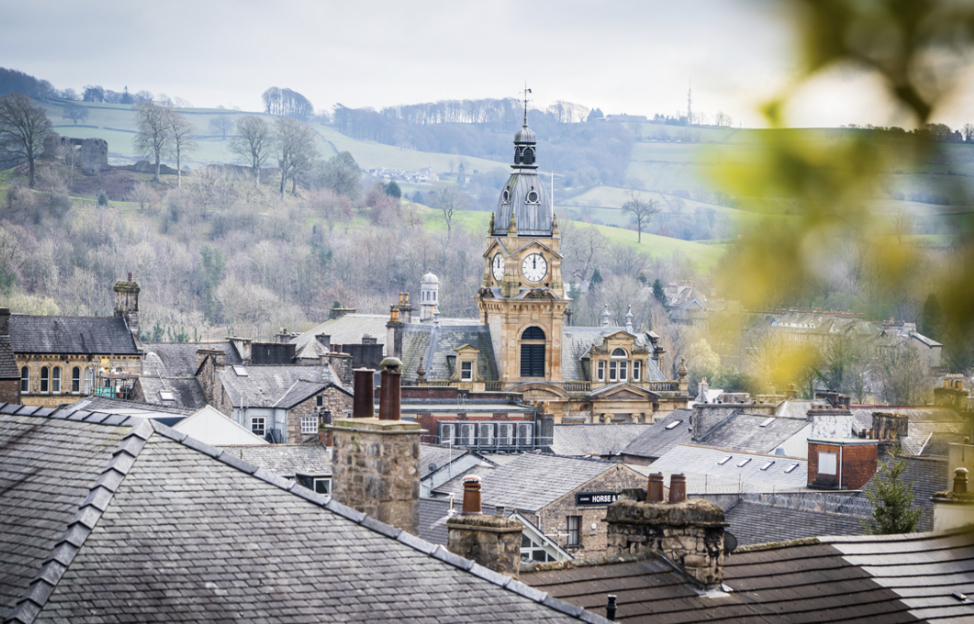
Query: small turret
113,273,140,338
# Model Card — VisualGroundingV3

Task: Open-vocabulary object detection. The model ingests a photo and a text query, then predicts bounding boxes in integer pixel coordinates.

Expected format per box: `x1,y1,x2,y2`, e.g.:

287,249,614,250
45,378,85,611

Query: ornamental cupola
491,98,552,238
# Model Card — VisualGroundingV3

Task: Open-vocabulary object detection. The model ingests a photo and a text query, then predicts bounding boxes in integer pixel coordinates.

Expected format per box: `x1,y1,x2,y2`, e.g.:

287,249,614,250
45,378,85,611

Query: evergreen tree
457,162,466,186
652,278,668,307
384,180,402,199
862,452,923,535
920,293,943,339
590,267,603,287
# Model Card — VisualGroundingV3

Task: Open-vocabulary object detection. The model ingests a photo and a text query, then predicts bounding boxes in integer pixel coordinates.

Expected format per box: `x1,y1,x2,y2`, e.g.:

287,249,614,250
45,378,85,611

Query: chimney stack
605,474,727,587
113,273,140,338
932,467,974,532
447,477,523,579
329,357,421,535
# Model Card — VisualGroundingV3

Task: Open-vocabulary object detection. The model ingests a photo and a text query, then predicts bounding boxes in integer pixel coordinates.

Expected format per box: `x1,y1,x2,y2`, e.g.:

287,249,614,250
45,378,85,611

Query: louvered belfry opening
520,326,546,378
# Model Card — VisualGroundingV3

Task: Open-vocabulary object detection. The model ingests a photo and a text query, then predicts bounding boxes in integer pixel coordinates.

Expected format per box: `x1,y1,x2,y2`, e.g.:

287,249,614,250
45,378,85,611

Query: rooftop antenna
523,83,532,127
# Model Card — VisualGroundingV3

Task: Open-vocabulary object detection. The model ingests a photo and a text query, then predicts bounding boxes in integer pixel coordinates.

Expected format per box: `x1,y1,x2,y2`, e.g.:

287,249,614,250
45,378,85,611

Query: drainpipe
838,444,843,490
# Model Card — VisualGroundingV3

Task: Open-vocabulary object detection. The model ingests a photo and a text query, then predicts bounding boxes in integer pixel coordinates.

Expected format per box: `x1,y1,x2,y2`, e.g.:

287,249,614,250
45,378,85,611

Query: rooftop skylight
665,420,682,430
717,455,732,465
785,463,800,473
737,458,751,467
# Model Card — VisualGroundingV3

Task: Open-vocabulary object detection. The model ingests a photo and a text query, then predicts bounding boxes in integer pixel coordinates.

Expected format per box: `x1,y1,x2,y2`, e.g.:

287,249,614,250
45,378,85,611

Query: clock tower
477,102,569,384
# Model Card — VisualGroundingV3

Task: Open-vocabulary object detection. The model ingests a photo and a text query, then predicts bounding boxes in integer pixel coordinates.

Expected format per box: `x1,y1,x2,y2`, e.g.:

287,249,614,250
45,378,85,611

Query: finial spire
523,84,532,127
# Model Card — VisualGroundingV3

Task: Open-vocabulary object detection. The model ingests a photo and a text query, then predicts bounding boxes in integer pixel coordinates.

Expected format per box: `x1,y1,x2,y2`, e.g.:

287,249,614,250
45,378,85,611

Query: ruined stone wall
539,464,645,559
81,138,108,175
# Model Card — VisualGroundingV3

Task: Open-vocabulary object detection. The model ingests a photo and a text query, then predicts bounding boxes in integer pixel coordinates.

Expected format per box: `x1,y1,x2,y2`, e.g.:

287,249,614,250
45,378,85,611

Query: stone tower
113,273,140,338
420,270,439,321
476,101,570,384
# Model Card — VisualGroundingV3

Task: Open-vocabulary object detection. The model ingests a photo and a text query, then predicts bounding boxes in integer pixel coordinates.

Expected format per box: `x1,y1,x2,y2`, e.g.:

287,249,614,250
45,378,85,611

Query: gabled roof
218,365,344,409
273,380,330,409
173,405,267,446
619,409,692,460
551,424,653,458
404,324,498,383
0,405,605,624
522,530,974,623
418,497,497,547
587,383,659,400
136,376,207,410
216,444,331,478
9,315,140,355
434,453,623,512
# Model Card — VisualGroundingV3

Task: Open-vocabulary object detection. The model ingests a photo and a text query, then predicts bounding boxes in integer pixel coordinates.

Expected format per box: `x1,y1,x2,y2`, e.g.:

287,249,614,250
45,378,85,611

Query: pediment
589,383,660,401
509,239,563,260
508,382,571,400
483,239,510,259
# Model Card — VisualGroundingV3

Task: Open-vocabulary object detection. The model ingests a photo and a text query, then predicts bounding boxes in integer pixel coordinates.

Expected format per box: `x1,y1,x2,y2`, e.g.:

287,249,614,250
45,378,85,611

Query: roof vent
736,458,751,468
717,455,732,465
233,366,248,377
760,461,775,471
665,420,682,430
784,463,800,473
758,417,775,428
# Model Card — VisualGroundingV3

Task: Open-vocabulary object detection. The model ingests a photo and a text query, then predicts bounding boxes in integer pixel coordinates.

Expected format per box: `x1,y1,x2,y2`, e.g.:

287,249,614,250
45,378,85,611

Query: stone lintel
327,417,423,434
605,499,727,528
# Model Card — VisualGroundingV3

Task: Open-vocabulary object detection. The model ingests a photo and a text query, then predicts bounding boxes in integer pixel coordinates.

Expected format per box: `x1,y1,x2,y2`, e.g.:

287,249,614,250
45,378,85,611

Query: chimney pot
606,595,618,621
378,357,402,421
352,368,375,418
954,468,969,494
668,474,687,504
461,475,482,515
647,473,664,502
127,272,133,282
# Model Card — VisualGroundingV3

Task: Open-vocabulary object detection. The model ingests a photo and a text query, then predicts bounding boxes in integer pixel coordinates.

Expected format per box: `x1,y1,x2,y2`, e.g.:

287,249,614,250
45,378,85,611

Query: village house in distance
296,106,690,431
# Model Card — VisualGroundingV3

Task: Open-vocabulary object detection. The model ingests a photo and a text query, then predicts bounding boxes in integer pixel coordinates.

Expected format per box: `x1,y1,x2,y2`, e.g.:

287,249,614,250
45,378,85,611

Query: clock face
491,253,505,281
521,253,547,283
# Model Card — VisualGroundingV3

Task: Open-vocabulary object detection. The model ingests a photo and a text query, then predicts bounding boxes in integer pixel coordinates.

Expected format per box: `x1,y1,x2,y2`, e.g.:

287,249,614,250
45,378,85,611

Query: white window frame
40,367,49,394
313,478,331,495
609,361,618,382
819,451,838,476
301,416,318,435
20,367,29,393
566,515,582,547
83,367,93,394
633,360,641,382
251,417,266,437
51,367,61,394
461,361,473,381
597,361,605,381
71,366,81,393
619,361,628,382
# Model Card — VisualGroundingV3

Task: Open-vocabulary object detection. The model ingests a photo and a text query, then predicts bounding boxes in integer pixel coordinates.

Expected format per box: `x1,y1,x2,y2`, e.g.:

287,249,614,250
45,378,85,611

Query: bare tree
0,93,52,188
430,182,467,240
623,189,661,243
563,219,609,281
133,101,172,182
167,111,196,189
230,116,275,189
61,103,89,126
275,116,318,199
208,115,232,140
131,181,157,212
964,123,974,142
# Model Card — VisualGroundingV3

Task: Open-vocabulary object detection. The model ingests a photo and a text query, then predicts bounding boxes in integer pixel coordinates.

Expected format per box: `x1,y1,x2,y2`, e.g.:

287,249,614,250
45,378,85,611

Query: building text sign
575,491,621,506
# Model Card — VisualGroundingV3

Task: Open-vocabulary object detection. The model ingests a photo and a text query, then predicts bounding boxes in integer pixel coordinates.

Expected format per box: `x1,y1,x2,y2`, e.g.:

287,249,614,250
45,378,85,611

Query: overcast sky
5,1,973,128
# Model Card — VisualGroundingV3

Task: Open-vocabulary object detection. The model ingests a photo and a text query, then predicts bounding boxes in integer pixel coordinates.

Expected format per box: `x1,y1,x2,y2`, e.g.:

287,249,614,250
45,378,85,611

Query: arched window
522,326,546,340
40,367,49,393
72,366,81,393
520,326,546,377
51,367,61,394
20,367,28,393
611,348,628,358
514,147,522,164
522,147,535,165
84,367,94,394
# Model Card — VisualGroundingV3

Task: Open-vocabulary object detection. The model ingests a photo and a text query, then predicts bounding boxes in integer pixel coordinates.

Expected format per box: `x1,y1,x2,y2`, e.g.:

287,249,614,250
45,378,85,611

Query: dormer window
526,189,539,203
502,189,510,203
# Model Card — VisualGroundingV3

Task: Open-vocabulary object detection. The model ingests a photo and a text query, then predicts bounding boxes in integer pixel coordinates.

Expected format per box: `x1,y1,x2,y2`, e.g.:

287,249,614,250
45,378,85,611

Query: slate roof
273,380,330,409
66,396,192,419
551,424,653,458
292,313,390,353
136,376,207,410
491,169,554,237
421,444,466,478
218,365,345,408
142,342,243,377
0,405,605,624
9,315,140,356
561,327,663,383
216,444,332,477
775,399,828,419
696,412,810,454
724,500,866,546
434,453,619,512
522,530,974,623
619,409,693,461
400,323,433,382
649,444,808,490
0,336,18,379
418,497,497,547
410,324,499,383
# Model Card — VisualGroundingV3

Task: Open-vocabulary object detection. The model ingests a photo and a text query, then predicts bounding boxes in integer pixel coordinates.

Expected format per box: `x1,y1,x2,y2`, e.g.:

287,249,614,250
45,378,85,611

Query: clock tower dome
477,98,569,385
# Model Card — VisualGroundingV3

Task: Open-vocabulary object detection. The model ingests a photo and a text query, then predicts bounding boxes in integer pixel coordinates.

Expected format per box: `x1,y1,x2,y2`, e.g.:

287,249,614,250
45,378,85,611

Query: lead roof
0,405,606,624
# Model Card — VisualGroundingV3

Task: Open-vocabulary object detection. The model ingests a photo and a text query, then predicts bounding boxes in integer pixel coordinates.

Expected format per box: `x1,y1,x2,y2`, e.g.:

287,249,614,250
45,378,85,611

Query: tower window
502,190,510,203
20,367,28,393
609,362,618,382
40,367,49,394
520,345,545,377
51,367,61,394
611,348,628,358
522,147,535,165
461,361,473,381
633,360,641,381
597,361,605,381
526,189,539,203
72,367,81,393
522,326,545,340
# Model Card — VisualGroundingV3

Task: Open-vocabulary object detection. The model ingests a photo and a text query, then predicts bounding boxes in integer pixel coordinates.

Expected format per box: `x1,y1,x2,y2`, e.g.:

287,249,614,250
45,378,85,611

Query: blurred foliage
713,0,974,384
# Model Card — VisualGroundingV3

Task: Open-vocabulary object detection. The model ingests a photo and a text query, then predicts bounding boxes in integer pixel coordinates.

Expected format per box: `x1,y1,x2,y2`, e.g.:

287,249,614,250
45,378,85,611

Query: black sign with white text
575,491,621,506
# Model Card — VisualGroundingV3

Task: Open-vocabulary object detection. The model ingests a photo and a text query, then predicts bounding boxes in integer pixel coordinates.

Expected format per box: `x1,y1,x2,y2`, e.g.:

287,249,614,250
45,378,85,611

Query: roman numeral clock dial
491,253,505,281
521,253,547,283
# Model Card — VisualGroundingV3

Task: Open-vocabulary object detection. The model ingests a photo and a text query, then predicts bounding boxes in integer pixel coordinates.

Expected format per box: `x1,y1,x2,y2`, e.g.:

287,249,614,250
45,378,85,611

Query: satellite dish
724,531,738,554
428,463,438,473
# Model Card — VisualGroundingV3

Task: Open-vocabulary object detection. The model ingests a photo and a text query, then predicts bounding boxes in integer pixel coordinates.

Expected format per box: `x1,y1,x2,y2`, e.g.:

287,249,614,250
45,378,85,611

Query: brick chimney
328,357,421,535
605,474,727,587
807,438,878,490
113,273,140,337
447,475,523,579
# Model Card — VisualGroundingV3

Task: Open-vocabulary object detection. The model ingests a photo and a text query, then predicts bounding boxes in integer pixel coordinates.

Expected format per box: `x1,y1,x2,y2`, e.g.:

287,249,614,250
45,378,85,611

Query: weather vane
523,83,532,126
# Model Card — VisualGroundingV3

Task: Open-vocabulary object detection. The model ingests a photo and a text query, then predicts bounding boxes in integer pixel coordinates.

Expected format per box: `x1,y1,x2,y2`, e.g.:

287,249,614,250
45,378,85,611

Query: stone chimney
329,357,421,535
871,412,909,442
605,474,727,587
447,475,523,579
386,305,404,358
932,468,974,532
113,273,140,337
315,334,332,352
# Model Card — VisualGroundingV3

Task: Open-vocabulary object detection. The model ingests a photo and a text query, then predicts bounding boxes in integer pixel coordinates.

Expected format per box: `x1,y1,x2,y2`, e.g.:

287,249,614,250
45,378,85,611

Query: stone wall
539,464,645,559
605,498,726,587
285,386,352,444
0,379,20,404
447,514,522,579
195,355,232,417
80,138,109,175
329,417,421,534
